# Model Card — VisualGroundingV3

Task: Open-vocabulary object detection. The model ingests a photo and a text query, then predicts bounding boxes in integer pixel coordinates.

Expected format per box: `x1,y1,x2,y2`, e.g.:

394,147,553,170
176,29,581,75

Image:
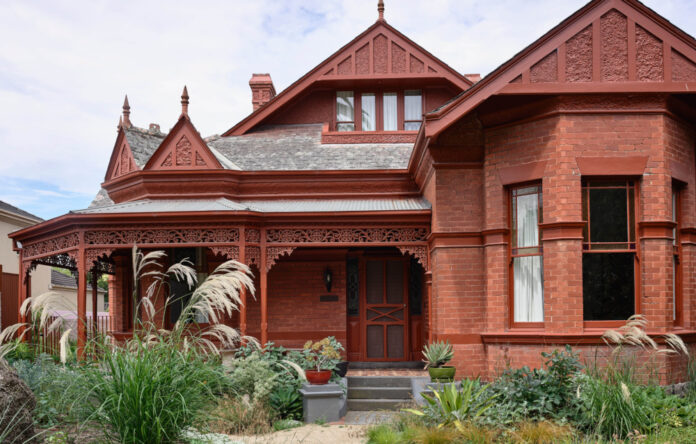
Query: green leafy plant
272,418,303,431
405,379,498,427
269,386,303,420
302,336,343,372
422,341,454,369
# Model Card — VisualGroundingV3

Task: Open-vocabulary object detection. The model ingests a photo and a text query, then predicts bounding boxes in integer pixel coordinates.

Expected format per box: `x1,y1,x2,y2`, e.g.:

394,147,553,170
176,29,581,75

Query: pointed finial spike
118,115,123,130
377,0,385,21
122,94,132,128
181,85,189,116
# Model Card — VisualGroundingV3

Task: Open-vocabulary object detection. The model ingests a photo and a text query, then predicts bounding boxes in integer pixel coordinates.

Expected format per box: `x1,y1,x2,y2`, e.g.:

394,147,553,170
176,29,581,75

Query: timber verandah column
260,228,268,346
77,231,88,360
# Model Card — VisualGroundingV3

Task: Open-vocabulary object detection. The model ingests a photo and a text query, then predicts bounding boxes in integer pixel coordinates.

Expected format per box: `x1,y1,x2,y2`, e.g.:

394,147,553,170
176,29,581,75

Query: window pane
514,255,544,322
383,92,397,131
515,193,539,248
337,123,355,131
404,90,422,121
582,253,635,320
404,121,421,131
361,93,376,131
589,188,628,243
336,91,354,126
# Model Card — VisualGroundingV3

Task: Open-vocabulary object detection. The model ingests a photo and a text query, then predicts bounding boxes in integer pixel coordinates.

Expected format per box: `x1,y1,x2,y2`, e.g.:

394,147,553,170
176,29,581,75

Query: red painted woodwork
104,129,138,181
1,268,20,329
144,115,223,171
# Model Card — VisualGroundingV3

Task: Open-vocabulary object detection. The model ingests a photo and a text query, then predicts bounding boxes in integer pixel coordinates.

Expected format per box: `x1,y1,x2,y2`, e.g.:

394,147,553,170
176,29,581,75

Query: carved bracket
209,246,240,261
266,247,296,271
398,245,429,270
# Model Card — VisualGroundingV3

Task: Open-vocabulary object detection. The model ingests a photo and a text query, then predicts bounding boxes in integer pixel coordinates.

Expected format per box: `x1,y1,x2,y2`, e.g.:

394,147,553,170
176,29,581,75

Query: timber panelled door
347,254,417,361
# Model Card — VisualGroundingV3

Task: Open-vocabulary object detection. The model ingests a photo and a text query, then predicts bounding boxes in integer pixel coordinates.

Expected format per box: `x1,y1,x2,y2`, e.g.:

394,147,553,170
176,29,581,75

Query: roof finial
181,85,189,116
377,0,385,21
118,115,123,131
122,95,131,128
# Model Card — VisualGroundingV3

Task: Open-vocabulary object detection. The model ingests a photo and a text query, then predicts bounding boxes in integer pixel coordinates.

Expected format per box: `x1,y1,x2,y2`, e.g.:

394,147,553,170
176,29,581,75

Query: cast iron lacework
209,246,240,261
398,245,428,268
245,229,261,243
84,228,240,245
347,257,359,316
266,247,296,271
23,232,80,259
265,227,428,243
245,246,261,266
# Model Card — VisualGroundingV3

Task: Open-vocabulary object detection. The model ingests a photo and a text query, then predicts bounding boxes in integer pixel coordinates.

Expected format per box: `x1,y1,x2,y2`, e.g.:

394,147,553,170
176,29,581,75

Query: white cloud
0,0,695,218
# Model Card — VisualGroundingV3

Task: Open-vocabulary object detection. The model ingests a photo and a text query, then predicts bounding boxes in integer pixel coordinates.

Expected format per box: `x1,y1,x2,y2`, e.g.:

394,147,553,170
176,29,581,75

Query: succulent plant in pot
422,340,455,382
302,336,343,385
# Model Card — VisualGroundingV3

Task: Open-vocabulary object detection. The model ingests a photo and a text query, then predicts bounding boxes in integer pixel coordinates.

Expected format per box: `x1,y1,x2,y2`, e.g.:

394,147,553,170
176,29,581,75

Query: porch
14,217,431,360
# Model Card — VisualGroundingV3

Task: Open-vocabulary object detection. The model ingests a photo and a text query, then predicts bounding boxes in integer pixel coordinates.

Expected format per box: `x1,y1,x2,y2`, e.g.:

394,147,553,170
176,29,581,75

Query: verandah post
91,270,98,336
77,232,87,360
239,227,247,337
260,228,268,346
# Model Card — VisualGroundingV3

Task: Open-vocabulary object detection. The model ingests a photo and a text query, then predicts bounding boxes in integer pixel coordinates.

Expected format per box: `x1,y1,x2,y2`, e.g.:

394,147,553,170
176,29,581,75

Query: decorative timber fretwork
86,249,116,275
209,246,240,261
265,227,429,244
398,245,428,269
84,227,239,246
23,232,80,259
266,247,296,271
245,229,261,243
245,246,260,267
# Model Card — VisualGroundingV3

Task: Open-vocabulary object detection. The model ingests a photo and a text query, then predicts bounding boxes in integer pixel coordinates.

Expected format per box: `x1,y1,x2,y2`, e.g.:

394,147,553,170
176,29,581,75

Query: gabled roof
105,125,166,181
423,0,696,139
144,114,228,171
223,18,473,136
0,200,42,223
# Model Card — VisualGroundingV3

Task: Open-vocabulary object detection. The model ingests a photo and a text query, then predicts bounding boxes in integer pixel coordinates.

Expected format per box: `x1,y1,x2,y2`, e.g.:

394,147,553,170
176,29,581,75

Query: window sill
481,330,696,345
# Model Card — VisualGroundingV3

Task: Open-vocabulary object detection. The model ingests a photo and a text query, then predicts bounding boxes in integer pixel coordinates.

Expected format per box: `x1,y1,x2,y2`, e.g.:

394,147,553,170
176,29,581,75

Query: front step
346,398,413,411
347,376,413,388
348,386,412,399
346,376,416,411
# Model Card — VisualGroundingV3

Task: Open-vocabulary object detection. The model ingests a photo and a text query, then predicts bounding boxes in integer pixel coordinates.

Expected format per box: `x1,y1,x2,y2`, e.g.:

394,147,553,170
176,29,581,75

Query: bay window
510,184,544,324
582,180,637,321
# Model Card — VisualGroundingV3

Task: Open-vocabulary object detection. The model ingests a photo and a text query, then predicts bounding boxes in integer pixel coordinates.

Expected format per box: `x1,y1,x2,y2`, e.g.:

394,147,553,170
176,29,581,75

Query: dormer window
335,90,423,132
336,91,355,131
404,90,423,131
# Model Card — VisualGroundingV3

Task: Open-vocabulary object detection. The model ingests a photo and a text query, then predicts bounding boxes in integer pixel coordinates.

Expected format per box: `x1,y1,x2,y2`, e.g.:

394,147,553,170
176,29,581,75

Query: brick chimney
465,73,482,84
249,73,276,111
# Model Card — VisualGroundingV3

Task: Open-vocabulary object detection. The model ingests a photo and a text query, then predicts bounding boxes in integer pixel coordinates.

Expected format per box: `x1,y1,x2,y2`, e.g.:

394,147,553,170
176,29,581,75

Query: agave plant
422,340,454,369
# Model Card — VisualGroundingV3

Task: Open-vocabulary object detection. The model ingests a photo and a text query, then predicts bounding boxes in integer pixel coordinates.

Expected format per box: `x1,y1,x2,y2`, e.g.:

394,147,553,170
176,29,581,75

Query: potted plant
302,336,343,384
422,340,455,382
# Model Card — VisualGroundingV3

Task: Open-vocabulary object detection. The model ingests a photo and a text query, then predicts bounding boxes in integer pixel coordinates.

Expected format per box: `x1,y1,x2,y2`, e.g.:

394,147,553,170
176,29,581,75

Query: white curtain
336,91,354,131
361,93,376,131
383,92,397,130
404,90,422,130
514,192,543,322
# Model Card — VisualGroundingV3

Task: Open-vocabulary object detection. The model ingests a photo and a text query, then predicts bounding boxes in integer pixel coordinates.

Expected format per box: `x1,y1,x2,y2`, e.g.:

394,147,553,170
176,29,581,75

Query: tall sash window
511,184,544,324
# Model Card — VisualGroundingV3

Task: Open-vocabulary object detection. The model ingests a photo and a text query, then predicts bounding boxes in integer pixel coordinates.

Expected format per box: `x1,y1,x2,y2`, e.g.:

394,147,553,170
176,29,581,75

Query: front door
362,258,409,361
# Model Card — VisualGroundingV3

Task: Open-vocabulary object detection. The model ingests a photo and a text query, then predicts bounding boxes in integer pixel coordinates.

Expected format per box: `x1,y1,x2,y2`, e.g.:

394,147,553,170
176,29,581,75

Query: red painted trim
576,156,648,176
321,130,417,144
498,161,547,186
639,220,677,240
670,160,692,184
144,115,223,170
540,222,585,241
481,330,696,345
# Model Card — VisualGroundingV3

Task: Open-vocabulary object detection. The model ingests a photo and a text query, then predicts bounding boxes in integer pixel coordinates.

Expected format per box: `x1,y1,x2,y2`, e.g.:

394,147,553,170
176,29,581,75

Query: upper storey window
335,90,423,132
336,91,355,131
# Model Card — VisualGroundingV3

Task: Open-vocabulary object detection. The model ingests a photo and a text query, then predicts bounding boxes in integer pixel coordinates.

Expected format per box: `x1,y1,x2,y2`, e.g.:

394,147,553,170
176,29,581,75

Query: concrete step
348,386,412,399
346,398,414,411
347,376,413,388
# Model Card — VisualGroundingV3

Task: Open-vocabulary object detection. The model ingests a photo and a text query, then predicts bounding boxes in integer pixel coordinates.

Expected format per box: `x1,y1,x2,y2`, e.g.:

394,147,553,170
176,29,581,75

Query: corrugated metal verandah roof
73,197,431,214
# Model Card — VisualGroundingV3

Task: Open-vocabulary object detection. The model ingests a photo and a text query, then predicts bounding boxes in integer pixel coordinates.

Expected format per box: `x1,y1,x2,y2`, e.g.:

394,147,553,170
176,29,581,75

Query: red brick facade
11,0,696,377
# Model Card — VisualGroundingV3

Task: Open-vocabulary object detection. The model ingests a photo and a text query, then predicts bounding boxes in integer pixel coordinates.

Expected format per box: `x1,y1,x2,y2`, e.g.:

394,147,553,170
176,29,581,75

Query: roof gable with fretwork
424,0,696,138
224,18,473,136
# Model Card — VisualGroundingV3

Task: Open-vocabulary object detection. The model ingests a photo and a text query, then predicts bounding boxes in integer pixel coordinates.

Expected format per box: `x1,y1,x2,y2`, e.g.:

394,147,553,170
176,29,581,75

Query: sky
0,0,695,220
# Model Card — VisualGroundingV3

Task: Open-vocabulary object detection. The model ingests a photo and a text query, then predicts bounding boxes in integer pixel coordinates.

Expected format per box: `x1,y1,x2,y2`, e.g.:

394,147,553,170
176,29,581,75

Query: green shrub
575,374,652,439
366,424,403,444
405,379,497,427
83,339,226,444
269,385,303,420
206,395,274,435
227,351,279,402
12,355,89,426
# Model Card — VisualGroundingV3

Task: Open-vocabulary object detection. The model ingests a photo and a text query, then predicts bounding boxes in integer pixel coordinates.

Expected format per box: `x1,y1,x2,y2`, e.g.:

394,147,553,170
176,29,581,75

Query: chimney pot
149,123,161,134
249,73,276,111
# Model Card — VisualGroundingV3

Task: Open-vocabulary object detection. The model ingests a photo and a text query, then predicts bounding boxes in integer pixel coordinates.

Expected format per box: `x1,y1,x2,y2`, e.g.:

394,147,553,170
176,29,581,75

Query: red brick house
10,0,696,380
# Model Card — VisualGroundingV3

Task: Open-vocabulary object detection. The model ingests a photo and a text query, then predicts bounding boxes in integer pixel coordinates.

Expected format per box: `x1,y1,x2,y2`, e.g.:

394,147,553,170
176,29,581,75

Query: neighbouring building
0,200,50,328
9,0,696,381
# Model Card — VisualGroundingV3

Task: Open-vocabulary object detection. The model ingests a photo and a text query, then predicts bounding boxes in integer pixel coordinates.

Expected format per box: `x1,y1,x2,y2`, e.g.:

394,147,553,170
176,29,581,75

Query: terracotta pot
428,366,456,382
306,369,332,385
